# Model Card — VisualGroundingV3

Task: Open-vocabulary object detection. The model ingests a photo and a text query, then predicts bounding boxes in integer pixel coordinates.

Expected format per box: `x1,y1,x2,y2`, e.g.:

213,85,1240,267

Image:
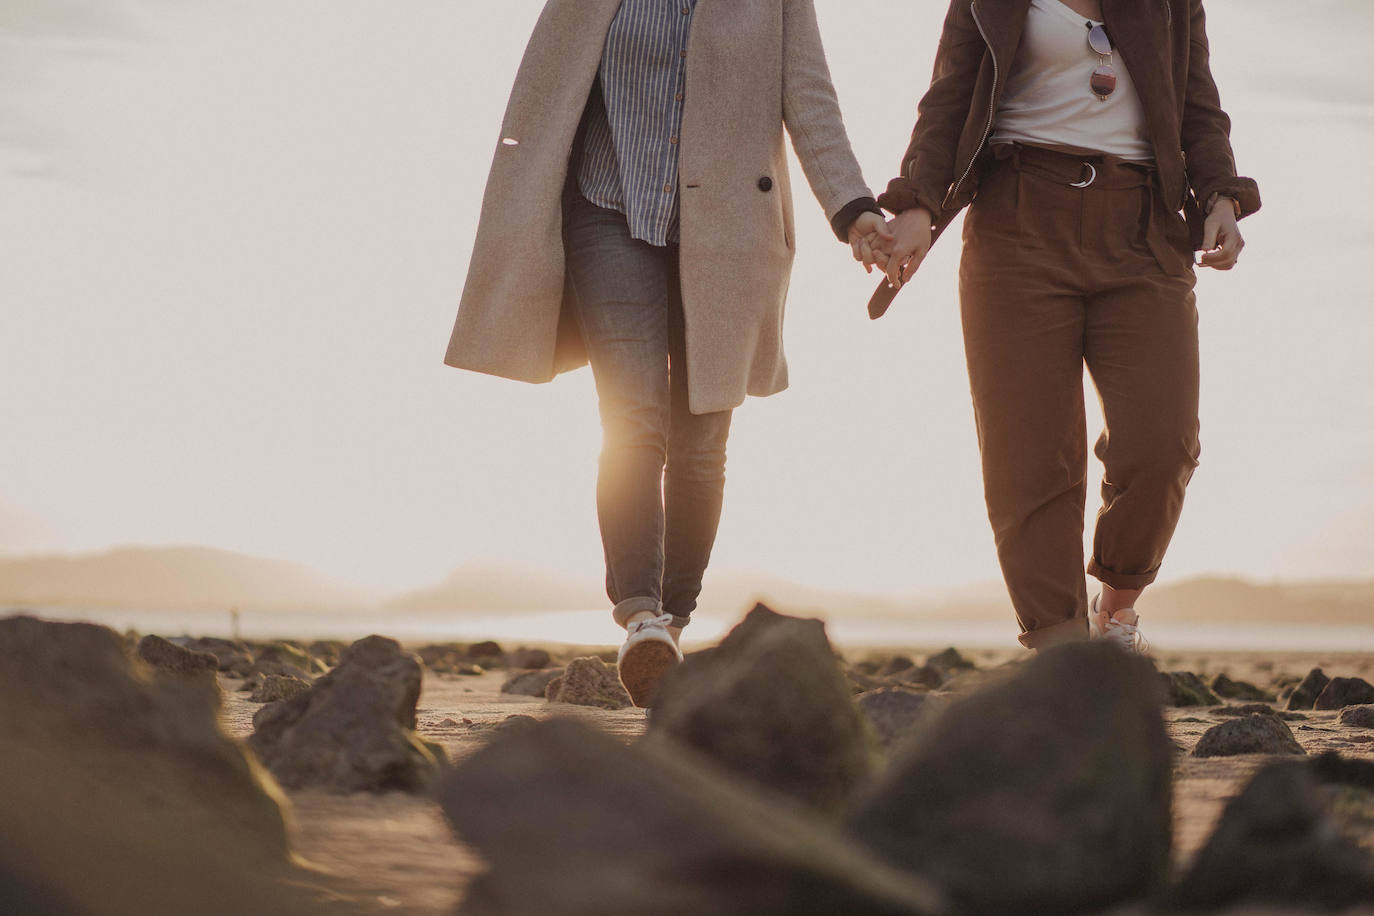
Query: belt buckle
1069,162,1098,188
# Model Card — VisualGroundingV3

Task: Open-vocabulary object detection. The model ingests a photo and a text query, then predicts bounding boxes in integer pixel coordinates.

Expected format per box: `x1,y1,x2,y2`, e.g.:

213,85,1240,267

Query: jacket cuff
875,176,943,218
830,196,882,242
1194,176,1261,219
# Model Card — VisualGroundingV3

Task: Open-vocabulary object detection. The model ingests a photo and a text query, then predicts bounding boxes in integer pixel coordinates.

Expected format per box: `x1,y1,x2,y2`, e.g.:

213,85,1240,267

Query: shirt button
681,6,690,13
669,136,678,145
757,176,773,192
664,184,673,193
675,93,684,102
680,49,687,58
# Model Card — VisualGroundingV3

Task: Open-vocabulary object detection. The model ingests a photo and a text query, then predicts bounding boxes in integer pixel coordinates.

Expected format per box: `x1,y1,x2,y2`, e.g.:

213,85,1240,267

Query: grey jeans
562,192,733,629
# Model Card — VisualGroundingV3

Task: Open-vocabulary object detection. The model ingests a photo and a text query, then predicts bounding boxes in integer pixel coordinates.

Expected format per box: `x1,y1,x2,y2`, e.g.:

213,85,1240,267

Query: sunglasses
1087,24,1116,101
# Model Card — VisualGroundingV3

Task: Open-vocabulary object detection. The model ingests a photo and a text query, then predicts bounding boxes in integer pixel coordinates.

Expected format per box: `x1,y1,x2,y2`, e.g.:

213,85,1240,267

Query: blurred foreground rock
0,614,351,915
856,688,941,750
249,635,445,792
847,642,1172,914
440,718,945,916
646,604,873,814
136,634,219,680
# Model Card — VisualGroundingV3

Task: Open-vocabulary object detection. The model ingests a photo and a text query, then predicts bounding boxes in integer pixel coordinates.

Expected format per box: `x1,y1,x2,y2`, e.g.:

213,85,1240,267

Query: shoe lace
1103,617,1149,653
629,613,674,636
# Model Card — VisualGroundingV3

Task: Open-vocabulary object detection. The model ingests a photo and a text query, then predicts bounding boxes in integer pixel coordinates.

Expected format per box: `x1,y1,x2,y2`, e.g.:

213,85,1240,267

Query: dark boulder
646,604,873,814
1339,705,1374,728
1168,760,1374,909
248,635,445,792
924,647,975,673
1191,714,1306,757
507,647,553,670
440,718,944,916
501,668,564,697
249,673,311,704
1160,670,1222,707
544,657,631,709
136,634,218,679
1314,676,1374,710
250,641,324,680
1286,668,1331,710
1212,703,1305,721
1210,673,1275,703
856,688,939,750
847,641,1173,915
876,655,916,677
181,636,255,676
466,640,505,662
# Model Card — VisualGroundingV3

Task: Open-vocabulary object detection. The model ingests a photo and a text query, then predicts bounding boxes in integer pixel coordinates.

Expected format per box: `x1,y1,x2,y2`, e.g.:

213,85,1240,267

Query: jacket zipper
946,1,999,207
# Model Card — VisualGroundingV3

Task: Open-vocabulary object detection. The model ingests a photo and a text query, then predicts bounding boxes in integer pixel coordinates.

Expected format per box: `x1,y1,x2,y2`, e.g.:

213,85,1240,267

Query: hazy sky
1,0,1371,600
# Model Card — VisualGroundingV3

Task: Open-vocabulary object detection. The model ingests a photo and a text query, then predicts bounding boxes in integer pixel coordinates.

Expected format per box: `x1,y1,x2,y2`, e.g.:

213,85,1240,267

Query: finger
860,238,876,271
886,250,905,288
850,238,864,263
1201,216,1219,254
874,221,895,241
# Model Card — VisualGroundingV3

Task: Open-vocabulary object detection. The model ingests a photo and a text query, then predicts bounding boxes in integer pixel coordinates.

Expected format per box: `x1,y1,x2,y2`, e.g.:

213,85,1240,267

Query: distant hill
0,546,367,612
387,566,606,612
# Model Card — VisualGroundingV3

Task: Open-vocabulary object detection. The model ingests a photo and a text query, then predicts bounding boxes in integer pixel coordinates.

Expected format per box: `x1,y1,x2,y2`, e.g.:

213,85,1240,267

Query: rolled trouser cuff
1087,559,1160,591
1018,615,1090,651
611,596,663,629
668,613,691,629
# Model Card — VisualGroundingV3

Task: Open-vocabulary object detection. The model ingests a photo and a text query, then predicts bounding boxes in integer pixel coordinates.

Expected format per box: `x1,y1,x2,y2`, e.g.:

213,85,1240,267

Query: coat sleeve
877,0,984,216
1180,0,1260,217
780,0,878,241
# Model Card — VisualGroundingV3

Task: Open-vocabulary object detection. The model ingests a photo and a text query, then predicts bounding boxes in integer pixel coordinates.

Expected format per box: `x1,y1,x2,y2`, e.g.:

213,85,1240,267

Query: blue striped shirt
577,0,697,247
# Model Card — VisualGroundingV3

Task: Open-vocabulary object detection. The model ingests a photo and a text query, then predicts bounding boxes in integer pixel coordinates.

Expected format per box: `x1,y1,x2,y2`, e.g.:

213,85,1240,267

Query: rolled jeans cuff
1087,559,1160,591
611,596,663,629
1018,615,1089,651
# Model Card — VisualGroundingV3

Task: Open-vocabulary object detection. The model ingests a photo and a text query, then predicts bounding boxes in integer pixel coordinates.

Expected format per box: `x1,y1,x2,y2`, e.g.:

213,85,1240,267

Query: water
13,605,1374,653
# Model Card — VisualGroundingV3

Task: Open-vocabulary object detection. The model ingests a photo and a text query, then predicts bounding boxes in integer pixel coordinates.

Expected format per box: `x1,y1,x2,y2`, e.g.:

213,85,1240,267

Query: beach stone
1315,676,1374,710
1338,705,1374,728
440,718,945,916
891,665,945,689
544,657,630,710
924,647,975,674
507,647,552,670
856,688,939,750
501,668,564,697
250,641,324,680
1212,703,1305,721
306,640,345,667
248,635,444,792
136,634,218,679
877,655,915,677
646,604,873,814
181,636,255,676
847,641,1172,914
0,615,340,915
1211,673,1275,703
466,640,505,662
249,673,311,704
1161,670,1223,707
1192,714,1306,757
1168,760,1374,909
1286,667,1331,710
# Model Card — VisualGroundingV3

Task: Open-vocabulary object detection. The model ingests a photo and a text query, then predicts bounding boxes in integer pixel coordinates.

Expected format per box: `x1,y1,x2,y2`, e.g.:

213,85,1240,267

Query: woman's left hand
1198,197,1244,270
849,212,895,273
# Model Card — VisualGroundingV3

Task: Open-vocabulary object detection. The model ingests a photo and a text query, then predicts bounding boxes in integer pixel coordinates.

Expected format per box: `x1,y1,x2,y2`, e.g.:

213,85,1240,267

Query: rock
1315,676,1374,710
1286,667,1331,710
251,641,324,680
544,656,630,710
1168,760,1374,909
440,718,945,916
646,604,873,814
1212,703,1305,721
493,714,539,735
135,634,219,679
1160,670,1222,707
848,670,892,694
181,636,255,676
924,647,975,673
0,615,345,914
249,674,311,704
847,641,1173,914
507,647,552,670
306,640,345,667
1338,705,1374,728
856,688,939,750
248,635,445,792
1210,673,1275,702
466,640,505,661
1192,714,1306,757
501,668,564,697
891,665,945,690
455,663,485,676
876,655,915,677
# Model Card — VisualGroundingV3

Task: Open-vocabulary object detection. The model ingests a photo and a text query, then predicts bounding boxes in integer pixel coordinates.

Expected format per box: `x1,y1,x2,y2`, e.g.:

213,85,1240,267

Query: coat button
757,176,773,192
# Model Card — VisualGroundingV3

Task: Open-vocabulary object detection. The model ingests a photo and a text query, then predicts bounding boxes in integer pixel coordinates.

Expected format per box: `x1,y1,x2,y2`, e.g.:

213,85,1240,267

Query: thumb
874,220,895,241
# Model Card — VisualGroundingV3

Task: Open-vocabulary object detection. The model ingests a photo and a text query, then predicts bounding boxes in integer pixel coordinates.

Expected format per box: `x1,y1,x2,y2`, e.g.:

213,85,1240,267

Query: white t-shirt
990,0,1154,160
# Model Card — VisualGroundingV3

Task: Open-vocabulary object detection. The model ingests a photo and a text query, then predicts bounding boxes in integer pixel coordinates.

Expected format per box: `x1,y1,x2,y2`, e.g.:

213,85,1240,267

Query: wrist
1206,193,1241,219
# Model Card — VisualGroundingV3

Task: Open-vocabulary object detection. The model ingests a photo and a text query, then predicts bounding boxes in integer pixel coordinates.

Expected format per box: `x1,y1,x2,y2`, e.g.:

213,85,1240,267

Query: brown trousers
959,144,1201,650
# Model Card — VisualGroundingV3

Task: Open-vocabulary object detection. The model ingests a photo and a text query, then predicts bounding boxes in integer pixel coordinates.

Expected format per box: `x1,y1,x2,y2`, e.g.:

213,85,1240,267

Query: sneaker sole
618,639,679,708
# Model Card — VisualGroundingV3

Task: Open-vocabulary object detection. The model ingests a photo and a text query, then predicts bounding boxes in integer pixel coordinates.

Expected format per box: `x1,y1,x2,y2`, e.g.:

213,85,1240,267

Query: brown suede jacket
878,0,1260,248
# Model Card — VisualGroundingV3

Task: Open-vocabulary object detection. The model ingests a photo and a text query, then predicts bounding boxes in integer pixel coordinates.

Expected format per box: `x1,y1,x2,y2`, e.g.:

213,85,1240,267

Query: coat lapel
1102,0,1174,158
973,0,1033,73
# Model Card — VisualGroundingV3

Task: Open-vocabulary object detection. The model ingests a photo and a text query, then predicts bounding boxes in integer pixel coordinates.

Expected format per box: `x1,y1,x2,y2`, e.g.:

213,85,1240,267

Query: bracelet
1206,193,1242,219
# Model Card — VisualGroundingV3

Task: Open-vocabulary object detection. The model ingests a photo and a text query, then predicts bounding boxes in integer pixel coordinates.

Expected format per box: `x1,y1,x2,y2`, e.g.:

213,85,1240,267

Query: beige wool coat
444,0,873,414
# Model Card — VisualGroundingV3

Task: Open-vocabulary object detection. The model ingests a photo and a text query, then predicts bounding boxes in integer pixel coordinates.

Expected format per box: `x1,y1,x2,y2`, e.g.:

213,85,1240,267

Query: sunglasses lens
1090,64,1117,99
1087,24,1112,55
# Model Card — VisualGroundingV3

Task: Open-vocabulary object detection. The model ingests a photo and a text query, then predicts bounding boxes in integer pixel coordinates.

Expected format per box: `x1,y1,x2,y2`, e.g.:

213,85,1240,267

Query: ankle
624,610,659,630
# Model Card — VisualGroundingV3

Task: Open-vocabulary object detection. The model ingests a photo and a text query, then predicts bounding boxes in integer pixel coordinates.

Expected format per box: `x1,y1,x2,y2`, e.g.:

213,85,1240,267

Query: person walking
872,0,1259,651
445,0,887,704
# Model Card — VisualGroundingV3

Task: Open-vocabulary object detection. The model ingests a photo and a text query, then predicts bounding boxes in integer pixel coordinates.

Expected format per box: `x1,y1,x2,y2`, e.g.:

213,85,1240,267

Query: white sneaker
617,613,683,708
1088,594,1148,654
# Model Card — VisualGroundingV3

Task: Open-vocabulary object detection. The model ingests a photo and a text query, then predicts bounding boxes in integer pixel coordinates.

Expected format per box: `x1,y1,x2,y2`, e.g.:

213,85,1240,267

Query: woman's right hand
885,207,934,290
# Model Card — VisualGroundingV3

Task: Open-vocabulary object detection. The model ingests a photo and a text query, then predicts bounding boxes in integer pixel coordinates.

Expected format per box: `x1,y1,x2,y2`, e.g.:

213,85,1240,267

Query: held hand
885,207,934,289
1198,197,1244,270
848,212,895,273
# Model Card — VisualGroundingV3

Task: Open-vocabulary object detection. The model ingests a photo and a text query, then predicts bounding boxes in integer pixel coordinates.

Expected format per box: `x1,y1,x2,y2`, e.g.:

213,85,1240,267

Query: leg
959,162,1094,650
562,194,674,626
662,252,732,632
